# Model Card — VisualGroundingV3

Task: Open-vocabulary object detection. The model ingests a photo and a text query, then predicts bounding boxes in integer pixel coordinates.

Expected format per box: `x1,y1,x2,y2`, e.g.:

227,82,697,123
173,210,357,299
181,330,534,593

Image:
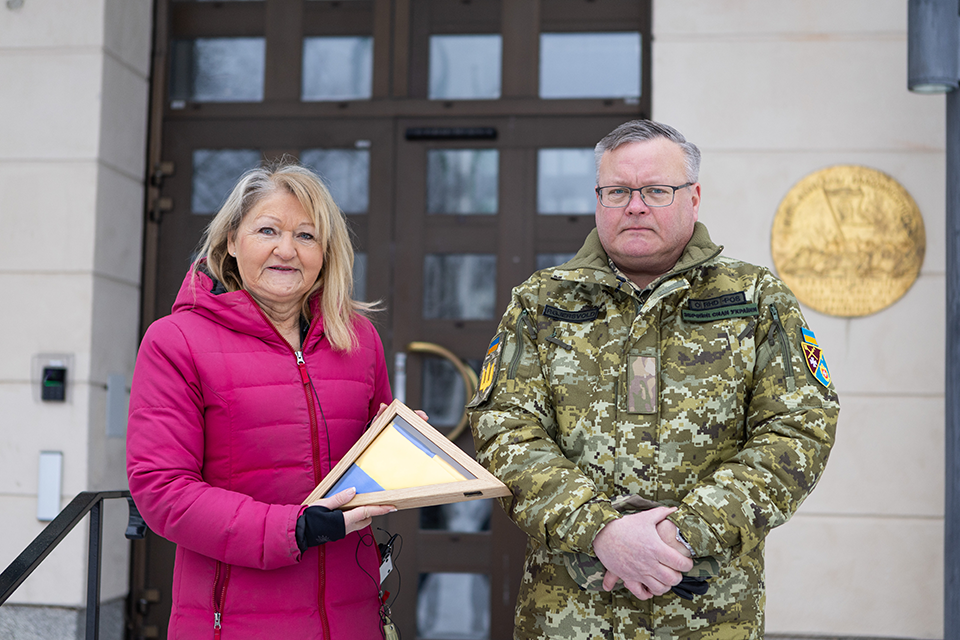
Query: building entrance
131,2,649,638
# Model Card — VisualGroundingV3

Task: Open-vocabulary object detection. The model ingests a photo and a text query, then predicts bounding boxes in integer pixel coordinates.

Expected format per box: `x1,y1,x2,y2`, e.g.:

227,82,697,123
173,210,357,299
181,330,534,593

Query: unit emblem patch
470,332,505,406
800,327,831,387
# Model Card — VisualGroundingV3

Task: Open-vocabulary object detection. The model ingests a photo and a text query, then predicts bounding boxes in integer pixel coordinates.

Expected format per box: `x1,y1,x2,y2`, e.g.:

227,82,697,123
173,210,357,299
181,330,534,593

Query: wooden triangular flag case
303,399,510,510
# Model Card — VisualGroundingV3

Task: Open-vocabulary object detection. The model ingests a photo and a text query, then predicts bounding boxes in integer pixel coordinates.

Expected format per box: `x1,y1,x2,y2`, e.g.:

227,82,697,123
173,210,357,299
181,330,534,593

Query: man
468,120,838,639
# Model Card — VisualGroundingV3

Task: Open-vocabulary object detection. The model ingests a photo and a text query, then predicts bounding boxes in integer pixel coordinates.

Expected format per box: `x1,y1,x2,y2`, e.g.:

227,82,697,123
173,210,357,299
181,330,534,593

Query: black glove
670,575,709,600
295,506,346,552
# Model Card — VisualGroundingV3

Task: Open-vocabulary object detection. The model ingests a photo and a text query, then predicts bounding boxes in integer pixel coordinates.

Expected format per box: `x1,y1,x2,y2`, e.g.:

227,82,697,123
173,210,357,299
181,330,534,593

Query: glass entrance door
133,2,651,638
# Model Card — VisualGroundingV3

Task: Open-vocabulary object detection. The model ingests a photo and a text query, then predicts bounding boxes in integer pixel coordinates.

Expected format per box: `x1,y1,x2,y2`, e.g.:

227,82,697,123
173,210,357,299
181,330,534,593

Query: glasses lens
602,187,631,207
640,186,673,206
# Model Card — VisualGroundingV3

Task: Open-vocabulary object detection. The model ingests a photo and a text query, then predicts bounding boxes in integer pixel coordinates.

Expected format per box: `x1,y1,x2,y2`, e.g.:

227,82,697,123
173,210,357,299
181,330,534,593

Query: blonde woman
128,162,394,639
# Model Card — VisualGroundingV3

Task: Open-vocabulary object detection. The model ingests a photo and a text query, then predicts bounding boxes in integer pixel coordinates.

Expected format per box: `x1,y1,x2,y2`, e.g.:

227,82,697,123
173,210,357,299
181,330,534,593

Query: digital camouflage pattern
468,222,839,640
562,494,719,593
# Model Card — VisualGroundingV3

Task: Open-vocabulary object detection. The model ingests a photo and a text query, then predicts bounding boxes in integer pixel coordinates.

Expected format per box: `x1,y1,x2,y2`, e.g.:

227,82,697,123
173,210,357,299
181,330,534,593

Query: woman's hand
376,403,429,423
311,488,396,536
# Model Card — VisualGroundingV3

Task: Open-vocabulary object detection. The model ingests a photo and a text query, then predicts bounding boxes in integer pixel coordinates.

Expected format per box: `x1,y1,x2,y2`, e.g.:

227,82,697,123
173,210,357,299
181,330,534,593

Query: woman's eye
297,232,315,241
258,227,275,235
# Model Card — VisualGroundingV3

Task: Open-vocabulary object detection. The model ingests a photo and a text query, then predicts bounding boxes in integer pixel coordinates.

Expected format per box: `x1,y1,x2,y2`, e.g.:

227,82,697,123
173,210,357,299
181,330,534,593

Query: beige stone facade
0,1,946,638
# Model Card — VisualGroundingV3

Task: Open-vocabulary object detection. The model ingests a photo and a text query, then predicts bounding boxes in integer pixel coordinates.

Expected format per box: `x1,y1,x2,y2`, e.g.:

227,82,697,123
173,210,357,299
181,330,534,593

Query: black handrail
0,490,146,640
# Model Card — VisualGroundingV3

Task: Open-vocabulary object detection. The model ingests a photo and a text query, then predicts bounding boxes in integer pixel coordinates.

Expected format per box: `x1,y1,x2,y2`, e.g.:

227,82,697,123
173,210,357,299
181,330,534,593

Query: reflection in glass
540,32,641,99
170,38,265,103
300,149,370,214
353,252,367,302
537,148,597,214
427,150,498,215
423,254,496,320
429,35,502,100
536,253,577,271
421,499,492,532
191,149,261,214
418,573,490,640
302,36,373,101
420,356,465,428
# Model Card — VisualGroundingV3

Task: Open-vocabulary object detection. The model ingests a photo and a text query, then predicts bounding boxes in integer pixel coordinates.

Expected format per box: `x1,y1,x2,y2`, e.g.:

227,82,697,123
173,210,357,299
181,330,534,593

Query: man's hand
656,517,693,558
592,506,694,600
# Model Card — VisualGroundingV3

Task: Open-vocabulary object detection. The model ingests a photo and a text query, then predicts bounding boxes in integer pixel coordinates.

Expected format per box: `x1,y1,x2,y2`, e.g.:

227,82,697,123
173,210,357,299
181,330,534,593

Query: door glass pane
420,356,466,428
302,36,373,101
423,254,496,320
299,149,370,214
427,150,498,215
540,32,641,99
353,252,367,302
429,35,502,100
421,499,492,532
418,573,490,640
170,38,265,104
537,148,596,214
191,149,261,214
537,253,576,271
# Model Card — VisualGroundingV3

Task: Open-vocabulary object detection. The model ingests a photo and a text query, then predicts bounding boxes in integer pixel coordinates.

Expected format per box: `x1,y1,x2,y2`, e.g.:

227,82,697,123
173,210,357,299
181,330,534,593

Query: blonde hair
193,160,376,352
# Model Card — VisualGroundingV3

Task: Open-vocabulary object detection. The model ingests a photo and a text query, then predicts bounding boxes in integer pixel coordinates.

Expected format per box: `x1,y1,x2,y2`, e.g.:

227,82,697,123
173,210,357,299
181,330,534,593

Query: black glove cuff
670,575,709,600
296,506,346,552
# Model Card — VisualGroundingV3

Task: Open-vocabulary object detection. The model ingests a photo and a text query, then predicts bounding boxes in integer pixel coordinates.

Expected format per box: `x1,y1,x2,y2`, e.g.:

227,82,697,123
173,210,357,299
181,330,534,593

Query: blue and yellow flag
329,418,474,495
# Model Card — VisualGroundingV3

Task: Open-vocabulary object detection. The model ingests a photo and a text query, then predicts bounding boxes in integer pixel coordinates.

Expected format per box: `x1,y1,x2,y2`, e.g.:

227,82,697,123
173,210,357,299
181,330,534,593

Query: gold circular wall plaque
771,165,925,317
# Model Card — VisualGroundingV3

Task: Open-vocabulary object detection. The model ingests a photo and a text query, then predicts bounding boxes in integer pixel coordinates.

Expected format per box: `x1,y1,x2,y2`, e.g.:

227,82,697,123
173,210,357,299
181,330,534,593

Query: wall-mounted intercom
32,353,74,404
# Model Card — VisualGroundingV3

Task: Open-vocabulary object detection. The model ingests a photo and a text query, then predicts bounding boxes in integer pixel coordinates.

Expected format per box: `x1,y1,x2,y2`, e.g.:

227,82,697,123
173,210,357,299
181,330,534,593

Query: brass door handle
406,342,478,442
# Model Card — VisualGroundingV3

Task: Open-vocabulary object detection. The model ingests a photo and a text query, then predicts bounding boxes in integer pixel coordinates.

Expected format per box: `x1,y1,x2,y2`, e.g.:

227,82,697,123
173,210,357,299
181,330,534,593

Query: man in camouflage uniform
468,120,838,639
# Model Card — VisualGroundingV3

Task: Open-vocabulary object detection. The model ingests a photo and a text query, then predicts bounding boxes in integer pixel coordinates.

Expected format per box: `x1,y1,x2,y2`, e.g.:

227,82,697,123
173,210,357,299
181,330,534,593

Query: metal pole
85,499,103,640
947,88,960,640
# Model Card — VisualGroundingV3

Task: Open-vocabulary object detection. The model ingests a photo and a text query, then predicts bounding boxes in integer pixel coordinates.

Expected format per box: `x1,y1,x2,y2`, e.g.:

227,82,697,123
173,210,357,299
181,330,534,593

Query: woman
127,162,395,639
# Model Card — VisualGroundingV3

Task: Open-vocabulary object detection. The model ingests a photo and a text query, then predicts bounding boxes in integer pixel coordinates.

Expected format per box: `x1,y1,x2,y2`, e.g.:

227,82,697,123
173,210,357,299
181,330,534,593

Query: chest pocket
660,316,755,435
536,306,623,406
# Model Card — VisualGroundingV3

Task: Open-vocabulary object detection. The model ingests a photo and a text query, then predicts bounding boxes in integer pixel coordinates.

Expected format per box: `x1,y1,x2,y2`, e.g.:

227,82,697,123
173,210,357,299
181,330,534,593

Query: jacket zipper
296,350,322,483
212,561,230,639
508,309,535,380
238,293,332,637
769,304,796,392
295,348,332,640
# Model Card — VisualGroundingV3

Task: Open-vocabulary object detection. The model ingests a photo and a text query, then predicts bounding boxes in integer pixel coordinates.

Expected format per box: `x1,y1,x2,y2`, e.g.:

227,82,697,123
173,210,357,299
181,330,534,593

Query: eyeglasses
595,182,694,208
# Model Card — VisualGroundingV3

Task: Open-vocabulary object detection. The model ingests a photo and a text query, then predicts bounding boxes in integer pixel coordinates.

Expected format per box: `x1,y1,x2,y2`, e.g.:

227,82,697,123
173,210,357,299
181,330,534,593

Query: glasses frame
595,182,694,208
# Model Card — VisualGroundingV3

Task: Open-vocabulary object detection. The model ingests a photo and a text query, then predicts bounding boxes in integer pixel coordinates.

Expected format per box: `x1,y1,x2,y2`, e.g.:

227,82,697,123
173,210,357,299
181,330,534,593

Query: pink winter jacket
127,268,392,639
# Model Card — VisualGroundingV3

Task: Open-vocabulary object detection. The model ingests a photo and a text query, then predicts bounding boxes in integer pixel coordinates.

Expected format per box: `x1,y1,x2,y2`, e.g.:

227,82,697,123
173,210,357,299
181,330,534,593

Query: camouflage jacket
468,223,838,640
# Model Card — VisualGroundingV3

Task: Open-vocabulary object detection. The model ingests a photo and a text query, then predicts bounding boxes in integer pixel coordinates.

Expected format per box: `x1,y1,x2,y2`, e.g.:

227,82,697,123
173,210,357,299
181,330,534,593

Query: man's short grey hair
594,120,701,184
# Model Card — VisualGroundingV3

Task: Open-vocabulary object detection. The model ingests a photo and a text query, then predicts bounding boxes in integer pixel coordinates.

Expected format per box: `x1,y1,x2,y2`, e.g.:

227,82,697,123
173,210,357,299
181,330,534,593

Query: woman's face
227,190,324,315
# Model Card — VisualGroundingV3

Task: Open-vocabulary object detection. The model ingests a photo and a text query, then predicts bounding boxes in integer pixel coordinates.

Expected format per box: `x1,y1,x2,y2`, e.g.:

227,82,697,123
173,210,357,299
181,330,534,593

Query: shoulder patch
801,327,831,387
682,292,759,322
469,333,505,407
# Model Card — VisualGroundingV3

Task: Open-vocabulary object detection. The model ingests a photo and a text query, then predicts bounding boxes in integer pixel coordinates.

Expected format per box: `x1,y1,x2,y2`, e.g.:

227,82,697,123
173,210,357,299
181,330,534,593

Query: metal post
85,498,103,640
947,88,960,640
908,3,960,636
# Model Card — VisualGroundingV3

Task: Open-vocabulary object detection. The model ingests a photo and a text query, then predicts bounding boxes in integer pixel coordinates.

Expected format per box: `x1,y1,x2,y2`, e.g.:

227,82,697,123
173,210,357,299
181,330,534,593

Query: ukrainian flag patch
469,332,505,407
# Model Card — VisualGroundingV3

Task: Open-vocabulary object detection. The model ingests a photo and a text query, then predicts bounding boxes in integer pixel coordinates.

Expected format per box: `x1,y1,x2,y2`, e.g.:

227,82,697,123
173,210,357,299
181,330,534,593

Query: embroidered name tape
687,292,748,311
682,292,759,322
543,305,600,323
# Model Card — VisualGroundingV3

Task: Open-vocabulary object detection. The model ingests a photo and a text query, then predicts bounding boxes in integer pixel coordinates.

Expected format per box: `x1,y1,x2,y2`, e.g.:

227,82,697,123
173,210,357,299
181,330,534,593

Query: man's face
595,138,700,288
